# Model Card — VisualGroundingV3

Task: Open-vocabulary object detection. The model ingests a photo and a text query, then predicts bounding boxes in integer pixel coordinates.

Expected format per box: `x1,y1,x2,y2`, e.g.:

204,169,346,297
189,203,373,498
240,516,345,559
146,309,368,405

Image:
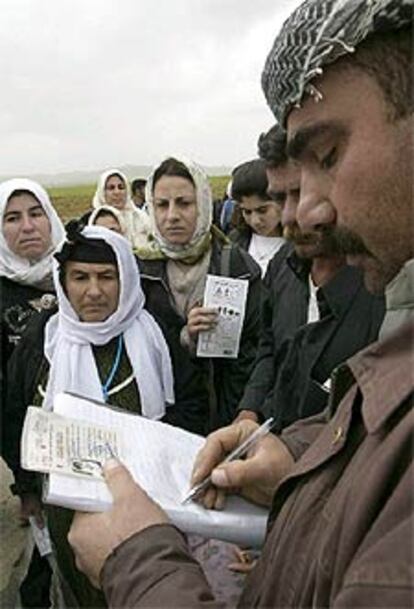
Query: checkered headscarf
262,0,413,125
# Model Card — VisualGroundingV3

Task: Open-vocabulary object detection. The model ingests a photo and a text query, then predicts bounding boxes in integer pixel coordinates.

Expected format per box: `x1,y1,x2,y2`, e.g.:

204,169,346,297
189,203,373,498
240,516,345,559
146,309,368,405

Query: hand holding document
197,274,248,358
21,393,269,548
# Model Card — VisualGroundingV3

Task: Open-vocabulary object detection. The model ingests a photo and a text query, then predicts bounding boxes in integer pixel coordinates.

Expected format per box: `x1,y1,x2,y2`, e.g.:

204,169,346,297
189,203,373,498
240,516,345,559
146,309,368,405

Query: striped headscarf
262,0,413,126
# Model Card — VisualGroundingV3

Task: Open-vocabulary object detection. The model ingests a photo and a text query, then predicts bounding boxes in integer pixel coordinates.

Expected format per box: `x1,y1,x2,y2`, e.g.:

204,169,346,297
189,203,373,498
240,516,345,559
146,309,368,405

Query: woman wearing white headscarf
92,169,150,250
137,156,262,436
0,177,65,609
87,204,127,236
138,156,261,607
0,178,65,363
5,224,174,608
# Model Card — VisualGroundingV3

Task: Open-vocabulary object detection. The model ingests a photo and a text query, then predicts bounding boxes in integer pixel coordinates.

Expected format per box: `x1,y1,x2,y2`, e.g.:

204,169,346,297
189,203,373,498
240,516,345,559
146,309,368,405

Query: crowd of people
1,0,413,607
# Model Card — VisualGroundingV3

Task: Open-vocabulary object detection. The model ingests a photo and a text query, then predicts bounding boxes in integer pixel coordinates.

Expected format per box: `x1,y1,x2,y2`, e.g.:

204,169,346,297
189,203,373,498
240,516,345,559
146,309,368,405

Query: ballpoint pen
182,417,274,504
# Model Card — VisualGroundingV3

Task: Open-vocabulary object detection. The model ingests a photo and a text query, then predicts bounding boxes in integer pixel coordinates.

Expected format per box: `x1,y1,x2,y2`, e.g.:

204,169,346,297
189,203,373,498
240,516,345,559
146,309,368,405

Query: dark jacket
100,323,414,609
1,275,55,371
238,243,385,431
228,227,252,252
1,276,56,456
137,234,262,434
3,308,55,491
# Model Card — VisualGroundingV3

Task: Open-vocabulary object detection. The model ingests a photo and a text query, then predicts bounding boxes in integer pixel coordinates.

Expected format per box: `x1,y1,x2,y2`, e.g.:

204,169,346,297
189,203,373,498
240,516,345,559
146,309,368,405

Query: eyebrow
287,121,347,160
4,204,44,218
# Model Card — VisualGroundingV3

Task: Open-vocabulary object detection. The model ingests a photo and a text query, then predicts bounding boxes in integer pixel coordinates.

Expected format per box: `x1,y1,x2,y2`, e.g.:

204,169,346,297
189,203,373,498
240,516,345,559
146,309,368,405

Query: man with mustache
235,124,384,432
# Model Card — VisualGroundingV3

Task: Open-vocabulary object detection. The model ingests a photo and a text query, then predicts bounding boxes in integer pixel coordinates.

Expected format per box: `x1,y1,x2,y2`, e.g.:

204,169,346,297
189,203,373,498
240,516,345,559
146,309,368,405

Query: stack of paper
21,393,268,548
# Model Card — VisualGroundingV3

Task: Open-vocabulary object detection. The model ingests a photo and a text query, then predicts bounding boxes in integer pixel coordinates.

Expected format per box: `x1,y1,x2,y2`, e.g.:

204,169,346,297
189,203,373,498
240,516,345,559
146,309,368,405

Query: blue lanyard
102,335,123,402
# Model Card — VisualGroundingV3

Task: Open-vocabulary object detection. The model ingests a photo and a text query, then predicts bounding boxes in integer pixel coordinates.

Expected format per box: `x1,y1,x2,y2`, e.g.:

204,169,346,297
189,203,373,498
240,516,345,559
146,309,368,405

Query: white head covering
0,178,65,289
88,204,128,236
43,225,174,419
145,156,213,261
92,169,150,250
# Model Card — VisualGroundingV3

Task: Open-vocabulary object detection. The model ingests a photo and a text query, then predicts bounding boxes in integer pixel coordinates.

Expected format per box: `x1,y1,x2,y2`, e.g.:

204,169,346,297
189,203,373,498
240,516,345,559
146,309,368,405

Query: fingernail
104,458,119,472
211,468,229,486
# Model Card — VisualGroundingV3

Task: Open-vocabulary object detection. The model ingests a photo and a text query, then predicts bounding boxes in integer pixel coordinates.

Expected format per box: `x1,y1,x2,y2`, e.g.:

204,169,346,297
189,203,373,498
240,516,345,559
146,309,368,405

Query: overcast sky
2,0,301,176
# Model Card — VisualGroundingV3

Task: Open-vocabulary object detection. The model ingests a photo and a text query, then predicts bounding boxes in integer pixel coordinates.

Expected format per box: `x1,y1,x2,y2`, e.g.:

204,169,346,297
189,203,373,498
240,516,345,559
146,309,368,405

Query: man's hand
191,420,295,509
68,460,168,589
187,306,218,341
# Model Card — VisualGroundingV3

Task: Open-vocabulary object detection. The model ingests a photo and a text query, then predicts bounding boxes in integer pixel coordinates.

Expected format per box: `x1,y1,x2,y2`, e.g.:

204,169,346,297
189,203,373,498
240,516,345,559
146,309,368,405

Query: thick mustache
283,225,319,244
323,226,370,256
284,223,372,256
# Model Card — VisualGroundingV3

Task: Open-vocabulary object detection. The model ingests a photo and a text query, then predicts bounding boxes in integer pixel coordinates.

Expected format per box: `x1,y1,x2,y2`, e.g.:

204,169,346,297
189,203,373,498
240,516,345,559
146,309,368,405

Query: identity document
197,274,248,358
21,393,268,548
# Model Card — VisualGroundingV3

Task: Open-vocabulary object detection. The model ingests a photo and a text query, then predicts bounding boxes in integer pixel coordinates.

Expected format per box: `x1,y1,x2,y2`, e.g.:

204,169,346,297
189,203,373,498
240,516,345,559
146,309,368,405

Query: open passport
21,392,268,547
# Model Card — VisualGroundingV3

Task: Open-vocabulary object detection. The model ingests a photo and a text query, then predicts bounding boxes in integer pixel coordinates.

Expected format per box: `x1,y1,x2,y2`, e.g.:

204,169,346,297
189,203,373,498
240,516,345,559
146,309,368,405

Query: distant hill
0,164,231,187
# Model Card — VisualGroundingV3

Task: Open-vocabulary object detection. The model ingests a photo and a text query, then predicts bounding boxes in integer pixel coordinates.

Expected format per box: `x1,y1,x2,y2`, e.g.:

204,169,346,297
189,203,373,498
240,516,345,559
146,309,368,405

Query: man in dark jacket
67,2,413,607
235,125,385,431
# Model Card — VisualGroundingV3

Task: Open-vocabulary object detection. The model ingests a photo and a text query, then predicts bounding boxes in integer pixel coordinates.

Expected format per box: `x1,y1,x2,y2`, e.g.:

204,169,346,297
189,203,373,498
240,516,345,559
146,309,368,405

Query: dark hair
93,208,119,222
152,158,195,191
257,124,288,168
104,173,125,187
7,189,40,202
338,26,413,121
231,159,269,202
131,178,147,195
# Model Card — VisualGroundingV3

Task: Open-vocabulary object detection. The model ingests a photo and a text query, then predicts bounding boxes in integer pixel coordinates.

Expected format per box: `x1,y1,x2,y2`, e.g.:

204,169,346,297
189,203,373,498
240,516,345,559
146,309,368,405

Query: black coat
238,243,385,431
3,307,54,493
1,276,55,367
137,234,262,435
1,276,56,460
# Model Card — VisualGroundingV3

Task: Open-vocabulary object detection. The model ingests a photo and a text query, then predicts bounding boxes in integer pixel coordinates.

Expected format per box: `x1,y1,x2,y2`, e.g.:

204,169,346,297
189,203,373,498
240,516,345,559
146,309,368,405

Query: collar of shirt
348,321,414,434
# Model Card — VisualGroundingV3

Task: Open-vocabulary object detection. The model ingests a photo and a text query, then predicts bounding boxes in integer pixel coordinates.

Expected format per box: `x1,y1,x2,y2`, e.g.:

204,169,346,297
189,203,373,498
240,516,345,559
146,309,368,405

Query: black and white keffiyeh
262,0,413,125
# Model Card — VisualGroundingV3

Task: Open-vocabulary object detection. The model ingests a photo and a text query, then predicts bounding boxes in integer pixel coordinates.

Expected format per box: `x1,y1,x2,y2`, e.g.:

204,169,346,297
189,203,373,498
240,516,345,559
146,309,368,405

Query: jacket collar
287,250,366,320
138,234,259,283
320,265,364,319
348,321,414,434
286,248,311,282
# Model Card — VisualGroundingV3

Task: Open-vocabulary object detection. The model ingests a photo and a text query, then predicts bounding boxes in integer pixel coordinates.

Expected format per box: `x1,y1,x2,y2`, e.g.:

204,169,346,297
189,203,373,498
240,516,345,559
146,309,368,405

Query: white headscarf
88,204,128,236
92,169,150,250
145,155,213,261
43,226,174,419
0,178,65,289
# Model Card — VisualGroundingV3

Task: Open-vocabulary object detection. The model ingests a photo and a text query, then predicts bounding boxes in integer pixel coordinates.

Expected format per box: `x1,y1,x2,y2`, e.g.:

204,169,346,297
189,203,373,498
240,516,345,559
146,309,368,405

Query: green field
49,176,230,223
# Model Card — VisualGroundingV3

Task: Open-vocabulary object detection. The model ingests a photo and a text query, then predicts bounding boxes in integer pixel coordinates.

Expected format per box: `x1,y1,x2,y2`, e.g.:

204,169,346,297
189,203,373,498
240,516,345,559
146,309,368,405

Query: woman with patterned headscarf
91,169,150,250
138,156,262,437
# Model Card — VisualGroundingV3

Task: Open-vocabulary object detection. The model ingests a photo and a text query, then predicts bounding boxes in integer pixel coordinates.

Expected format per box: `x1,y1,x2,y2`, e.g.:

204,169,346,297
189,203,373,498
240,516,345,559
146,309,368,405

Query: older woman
5,225,174,607
92,169,149,250
138,156,262,435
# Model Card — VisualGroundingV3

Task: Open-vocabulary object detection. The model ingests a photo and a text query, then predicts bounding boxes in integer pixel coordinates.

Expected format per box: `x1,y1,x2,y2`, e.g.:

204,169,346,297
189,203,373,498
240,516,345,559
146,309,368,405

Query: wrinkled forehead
64,260,119,274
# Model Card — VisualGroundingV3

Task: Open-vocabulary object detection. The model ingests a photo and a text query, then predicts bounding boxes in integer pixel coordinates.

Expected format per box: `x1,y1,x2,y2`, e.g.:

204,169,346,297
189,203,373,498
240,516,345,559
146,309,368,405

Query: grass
49,176,230,223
